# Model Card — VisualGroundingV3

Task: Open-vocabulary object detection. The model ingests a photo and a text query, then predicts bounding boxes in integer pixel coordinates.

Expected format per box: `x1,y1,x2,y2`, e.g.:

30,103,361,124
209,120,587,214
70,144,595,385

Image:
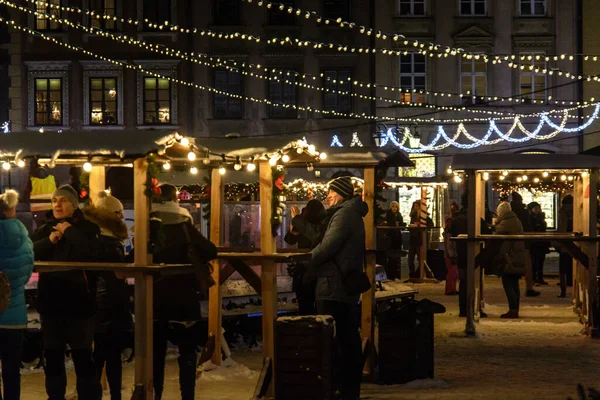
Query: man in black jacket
31,184,102,400
151,184,217,400
511,192,540,297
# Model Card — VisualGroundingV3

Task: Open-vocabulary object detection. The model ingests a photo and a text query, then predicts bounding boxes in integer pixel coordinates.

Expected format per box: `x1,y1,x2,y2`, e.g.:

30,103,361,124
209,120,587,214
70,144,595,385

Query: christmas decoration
144,155,162,202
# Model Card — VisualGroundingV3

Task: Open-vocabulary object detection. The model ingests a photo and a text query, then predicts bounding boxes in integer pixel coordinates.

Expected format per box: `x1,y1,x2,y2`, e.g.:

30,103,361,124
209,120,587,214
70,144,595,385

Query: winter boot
500,310,519,319
526,289,541,297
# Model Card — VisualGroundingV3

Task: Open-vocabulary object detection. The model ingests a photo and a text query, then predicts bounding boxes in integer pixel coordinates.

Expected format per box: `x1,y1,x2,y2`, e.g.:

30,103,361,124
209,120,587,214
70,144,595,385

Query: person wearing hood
510,192,539,297
0,190,34,400
557,195,574,298
150,184,217,400
83,192,132,400
528,201,549,285
307,176,366,400
382,201,404,280
493,202,527,319
31,184,102,400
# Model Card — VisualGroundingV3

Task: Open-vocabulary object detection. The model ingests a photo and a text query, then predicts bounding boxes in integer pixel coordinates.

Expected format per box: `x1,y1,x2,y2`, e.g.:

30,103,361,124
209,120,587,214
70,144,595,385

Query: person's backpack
0,271,11,312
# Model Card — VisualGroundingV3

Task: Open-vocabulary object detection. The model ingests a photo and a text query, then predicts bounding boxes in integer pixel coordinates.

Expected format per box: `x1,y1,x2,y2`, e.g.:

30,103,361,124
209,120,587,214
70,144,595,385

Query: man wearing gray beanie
31,183,103,399
307,175,367,398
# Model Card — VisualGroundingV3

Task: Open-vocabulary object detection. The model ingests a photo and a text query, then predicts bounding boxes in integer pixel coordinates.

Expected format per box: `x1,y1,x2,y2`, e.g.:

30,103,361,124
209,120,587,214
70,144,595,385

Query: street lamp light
408,123,420,149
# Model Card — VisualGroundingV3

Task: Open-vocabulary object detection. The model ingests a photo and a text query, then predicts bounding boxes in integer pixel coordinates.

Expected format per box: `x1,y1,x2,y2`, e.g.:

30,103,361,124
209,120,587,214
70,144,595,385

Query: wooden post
133,157,153,400
419,186,427,282
209,168,223,365
362,167,376,376
259,161,277,396
586,170,598,336
573,177,584,309
465,170,477,336
474,173,485,317
88,166,106,204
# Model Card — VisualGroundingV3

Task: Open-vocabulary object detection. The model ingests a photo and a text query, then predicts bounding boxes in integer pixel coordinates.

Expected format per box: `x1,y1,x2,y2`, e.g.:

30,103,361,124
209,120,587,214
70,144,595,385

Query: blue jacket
309,196,367,304
0,219,34,326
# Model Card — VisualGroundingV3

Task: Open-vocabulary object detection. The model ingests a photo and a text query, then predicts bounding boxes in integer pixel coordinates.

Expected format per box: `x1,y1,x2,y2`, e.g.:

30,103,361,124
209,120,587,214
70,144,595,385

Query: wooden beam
209,168,223,365
419,186,427,282
586,170,598,336
465,170,477,336
219,264,237,285
259,161,276,397
88,166,106,205
362,167,376,376
474,173,485,318
132,157,153,400
573,178,584,309
227,259,262,294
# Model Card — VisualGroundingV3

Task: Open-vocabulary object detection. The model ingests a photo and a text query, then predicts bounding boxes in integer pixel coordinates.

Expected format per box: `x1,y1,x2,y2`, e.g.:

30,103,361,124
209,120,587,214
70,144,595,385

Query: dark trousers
384,256,401,280
530,249,546,283
296,280,317,316
407,242,419,276
559,252,573,294
0,329,24,400
458,268,466,315
316,300,362,398
153,321,198,400
94,333,122,400
502,275,521,311
42,316,101,400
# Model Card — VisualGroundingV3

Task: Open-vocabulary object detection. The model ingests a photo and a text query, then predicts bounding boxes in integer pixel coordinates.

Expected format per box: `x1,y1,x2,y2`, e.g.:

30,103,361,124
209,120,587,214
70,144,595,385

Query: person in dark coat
528,202,549,285
0,190,34,400
284,200,326,315
31,184,102,400
492,202,527,319
450,192,492,317
150,184,217,400
307,176,366,400
381,201,404,280
83,192,132,400
510,192,539,297
557,195,574,298
407,201,421,278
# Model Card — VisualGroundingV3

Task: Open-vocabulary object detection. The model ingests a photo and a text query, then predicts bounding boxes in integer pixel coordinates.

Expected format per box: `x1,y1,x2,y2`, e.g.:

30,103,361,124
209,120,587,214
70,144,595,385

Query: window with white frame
36,0,61,30
82,63,124,127
400,54,426,103
136,62,178,126
27,62,69,128
520,0,546,16
460,57,487,103
397,0,425,16
90,0,117,30
519,53,547,102
459,0,486,16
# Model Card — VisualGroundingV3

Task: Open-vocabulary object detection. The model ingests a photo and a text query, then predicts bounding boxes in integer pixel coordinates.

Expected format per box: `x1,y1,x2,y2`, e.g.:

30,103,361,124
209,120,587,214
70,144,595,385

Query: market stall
450,154,599,338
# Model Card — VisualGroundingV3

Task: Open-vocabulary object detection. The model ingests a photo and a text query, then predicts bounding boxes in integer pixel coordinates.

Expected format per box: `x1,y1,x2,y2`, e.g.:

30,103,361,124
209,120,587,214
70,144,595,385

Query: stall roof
451,153,600,171
319,148,414,168
0,129,186,162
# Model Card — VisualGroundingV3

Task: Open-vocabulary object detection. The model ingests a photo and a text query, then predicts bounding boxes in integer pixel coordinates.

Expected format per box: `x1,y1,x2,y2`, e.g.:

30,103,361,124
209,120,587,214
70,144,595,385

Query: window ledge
25,126,69,131
82,125,126,131
137,125,181,129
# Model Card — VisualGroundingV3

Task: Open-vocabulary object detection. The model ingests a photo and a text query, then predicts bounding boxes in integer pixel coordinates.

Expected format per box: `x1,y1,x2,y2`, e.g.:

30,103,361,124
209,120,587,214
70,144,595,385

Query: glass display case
517,190,557,229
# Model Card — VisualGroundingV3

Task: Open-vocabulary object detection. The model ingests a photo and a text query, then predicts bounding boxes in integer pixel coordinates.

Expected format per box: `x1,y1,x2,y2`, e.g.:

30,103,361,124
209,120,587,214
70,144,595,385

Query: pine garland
272,166,286,237
144,155,162,201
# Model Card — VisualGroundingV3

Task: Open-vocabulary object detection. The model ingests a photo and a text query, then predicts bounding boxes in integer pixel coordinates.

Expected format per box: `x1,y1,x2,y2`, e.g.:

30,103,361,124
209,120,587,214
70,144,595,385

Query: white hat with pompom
95,191,124,213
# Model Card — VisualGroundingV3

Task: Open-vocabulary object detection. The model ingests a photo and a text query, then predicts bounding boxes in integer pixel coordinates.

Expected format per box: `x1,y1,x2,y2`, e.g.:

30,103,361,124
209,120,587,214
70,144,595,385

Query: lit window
322,69,352,117
90,0,117,30
459,0,486,16
520,0,546,16
143,77,171,124
400,54,426,103
400,154,436,178
519,53,547,103
90,77,118,125
214,70,242,119
35,78,62,125
460,57,487,104
269,70,297,119
36,0,61,30
398,0,425,16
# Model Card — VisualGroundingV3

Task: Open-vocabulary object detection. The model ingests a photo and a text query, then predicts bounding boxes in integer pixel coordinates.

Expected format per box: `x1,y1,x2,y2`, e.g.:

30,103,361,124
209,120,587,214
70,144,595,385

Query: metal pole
370,0,376,145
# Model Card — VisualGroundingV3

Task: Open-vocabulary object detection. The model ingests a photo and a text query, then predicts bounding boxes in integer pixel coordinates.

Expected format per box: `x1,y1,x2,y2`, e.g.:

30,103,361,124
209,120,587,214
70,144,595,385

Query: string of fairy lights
18,0,600,109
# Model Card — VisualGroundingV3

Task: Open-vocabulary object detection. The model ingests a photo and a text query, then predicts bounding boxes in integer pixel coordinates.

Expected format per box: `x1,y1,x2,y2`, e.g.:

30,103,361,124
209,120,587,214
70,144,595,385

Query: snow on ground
20,276,600,399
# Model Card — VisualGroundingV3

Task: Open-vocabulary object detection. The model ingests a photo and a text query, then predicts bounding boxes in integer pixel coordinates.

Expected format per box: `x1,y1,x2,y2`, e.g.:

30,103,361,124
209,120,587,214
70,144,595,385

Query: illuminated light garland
330,135,344,147
18,0,600,108
241,0,600,85
350,132,364,147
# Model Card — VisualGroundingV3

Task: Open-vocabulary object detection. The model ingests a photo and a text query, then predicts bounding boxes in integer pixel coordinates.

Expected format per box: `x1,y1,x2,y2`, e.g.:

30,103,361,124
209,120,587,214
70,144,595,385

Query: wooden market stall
450,153,599,338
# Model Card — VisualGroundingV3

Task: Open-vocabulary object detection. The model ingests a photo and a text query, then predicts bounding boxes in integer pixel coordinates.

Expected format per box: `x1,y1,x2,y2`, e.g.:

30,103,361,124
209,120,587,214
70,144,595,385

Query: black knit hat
329,176,354,199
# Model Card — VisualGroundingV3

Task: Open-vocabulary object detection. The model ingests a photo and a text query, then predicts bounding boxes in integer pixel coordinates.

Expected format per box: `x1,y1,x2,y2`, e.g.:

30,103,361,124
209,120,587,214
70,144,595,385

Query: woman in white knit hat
83,192,132,400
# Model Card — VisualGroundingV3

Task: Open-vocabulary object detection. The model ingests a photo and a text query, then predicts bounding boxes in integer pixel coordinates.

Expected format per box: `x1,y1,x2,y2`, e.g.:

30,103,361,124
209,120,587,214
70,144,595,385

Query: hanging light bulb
234,162,242,171
517,177,522,183
454,175,462,183
502,170,509,176
269,157,278,166
319,152,327,160
499,175,505,181
1,161,10,171
247,160,256,172
219,164,226,175
447,167,453,175
482,172,489,181
297,147,303,154
163,162,171,170
281,154,290,163
187,151,196,161
180,137,190,146
522,175,528,181
533,177,540,183
582,171,589,178
308,144,316,153
561,174,567,181
16,159,25,168
83,162,93,172
543,171,549,178
307,163,314,172
568,175,574,181
190,166,198,175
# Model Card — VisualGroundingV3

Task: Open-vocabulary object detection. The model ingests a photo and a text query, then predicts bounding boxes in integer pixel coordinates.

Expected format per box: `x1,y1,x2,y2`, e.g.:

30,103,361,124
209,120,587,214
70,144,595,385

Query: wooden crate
275,316,335,400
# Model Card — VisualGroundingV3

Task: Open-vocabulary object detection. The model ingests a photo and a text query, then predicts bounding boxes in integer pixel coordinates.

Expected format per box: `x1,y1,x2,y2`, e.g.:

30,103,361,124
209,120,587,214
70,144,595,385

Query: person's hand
290,205,300,218
54,222,72,234
49,231,63,244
